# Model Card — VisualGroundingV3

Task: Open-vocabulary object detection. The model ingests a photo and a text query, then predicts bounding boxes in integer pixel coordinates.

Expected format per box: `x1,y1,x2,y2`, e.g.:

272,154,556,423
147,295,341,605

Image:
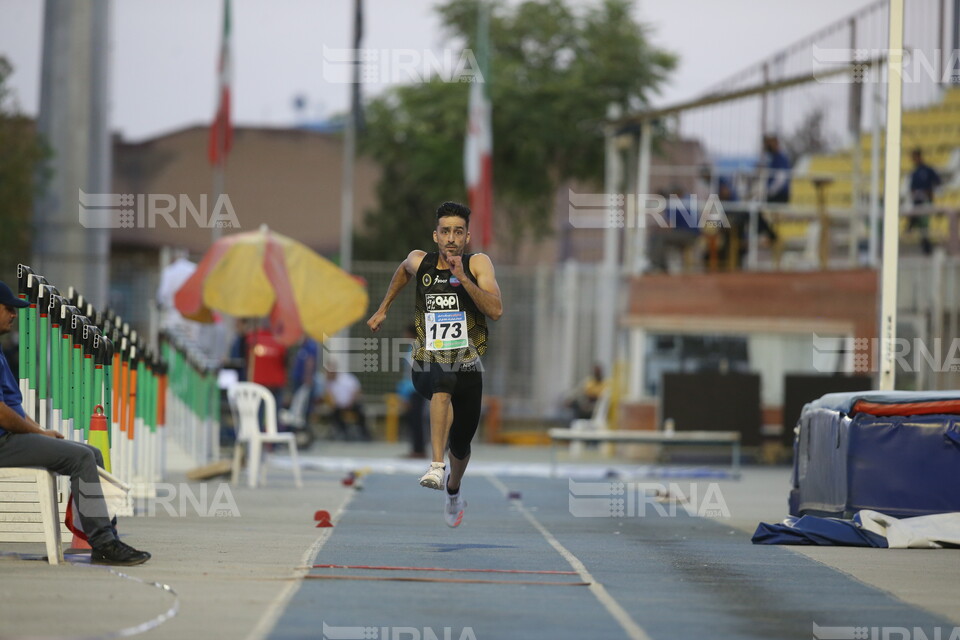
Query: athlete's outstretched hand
367,309,387,332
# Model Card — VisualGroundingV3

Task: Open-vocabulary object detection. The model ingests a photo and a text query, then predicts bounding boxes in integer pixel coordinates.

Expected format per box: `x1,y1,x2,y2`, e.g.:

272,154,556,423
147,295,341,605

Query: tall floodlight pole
33,0,111,308
339,110,356,275
339,0,363,274
879,0,905,391
633,119,652,275
597,104,622,375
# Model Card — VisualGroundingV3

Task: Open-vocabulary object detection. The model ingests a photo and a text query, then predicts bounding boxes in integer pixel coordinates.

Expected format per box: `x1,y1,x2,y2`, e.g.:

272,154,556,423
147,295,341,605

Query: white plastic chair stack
569,390,611,458
229,383,302,489
0,467,64,564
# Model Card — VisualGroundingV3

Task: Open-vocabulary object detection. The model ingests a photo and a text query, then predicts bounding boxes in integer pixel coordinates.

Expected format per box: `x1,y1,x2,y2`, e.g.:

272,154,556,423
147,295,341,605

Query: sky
0,0,866,143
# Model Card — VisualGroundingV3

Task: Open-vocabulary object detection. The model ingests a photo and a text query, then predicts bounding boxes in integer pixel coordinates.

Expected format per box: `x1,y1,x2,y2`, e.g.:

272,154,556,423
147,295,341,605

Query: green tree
354,0,676,261
0,56,49,279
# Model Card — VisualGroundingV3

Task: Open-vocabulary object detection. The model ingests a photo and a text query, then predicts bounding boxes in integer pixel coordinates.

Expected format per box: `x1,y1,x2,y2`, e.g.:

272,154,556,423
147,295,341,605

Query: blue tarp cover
752,514,888,547
754,511,960,548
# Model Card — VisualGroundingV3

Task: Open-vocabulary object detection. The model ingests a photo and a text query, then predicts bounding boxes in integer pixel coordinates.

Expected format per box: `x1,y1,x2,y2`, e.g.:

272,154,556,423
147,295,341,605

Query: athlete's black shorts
411,361,483,461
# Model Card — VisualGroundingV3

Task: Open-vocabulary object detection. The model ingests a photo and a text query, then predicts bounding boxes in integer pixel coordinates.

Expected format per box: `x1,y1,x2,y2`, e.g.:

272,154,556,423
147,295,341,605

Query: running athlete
367,202,503,527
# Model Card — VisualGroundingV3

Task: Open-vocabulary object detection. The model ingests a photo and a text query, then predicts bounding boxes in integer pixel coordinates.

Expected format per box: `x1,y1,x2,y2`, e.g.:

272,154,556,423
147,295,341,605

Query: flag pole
465,0,493,254
339,112,356,275
210,0,232,243
212,166,225,243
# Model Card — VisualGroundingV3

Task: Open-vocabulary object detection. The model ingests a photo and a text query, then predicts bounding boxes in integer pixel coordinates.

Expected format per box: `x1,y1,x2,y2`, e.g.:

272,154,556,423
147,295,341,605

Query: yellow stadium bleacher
781,88,960,248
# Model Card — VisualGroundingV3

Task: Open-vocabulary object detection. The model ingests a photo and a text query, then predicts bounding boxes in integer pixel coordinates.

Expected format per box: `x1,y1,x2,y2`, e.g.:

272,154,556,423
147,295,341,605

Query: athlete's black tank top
413,252,488,365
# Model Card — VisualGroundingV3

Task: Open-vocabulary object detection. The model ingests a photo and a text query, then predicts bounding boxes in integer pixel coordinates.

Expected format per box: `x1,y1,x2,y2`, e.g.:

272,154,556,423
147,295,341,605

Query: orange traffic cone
65,499,92,553
87,406,111,473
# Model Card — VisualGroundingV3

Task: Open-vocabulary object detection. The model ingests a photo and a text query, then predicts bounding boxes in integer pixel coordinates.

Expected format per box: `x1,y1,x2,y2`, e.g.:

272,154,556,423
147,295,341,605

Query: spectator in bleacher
697,165,739,202
757,134,787,246
324,359,371,441
698,167,742,269
648,187,702,273
0,281,150,566
908,148,942,255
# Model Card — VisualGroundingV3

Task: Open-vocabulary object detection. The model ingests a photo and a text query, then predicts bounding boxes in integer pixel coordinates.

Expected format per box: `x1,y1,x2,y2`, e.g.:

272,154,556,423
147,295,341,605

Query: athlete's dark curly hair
436,201,471,226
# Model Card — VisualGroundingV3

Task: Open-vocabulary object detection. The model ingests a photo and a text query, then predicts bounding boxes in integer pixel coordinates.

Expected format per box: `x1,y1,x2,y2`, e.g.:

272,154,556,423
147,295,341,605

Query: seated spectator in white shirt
324,361,371,441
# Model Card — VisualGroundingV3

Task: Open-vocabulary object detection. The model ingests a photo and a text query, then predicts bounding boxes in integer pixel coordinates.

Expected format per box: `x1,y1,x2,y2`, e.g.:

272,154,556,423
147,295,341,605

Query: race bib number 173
425,311,468,351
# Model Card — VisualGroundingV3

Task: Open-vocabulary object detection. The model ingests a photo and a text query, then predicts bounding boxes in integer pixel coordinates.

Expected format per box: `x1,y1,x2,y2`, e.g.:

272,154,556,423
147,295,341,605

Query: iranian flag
464,2,492,251
208,0,233,167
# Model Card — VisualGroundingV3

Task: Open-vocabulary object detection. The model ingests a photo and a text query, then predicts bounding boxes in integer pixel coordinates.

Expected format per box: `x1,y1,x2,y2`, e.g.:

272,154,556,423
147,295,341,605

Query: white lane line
245,491,358,640
485,475,652,640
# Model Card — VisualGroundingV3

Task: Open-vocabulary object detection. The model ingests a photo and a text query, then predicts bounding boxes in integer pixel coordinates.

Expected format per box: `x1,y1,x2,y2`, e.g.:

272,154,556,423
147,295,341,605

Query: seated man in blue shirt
908,148,942,255
0,281,150,565
758,134,789,245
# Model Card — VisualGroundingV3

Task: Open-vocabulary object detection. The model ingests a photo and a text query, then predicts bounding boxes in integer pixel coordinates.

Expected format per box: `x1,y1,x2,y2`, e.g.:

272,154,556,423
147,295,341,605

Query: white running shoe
444,471,465,528
419,462,445,490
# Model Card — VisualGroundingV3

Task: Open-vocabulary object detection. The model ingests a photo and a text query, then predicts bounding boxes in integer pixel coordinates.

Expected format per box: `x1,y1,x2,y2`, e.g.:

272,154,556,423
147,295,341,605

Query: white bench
0,467,65,564
548,428,742,478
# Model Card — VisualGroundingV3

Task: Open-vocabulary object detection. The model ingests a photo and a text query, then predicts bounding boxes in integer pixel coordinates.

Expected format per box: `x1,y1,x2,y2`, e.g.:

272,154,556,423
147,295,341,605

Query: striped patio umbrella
173,225,368,345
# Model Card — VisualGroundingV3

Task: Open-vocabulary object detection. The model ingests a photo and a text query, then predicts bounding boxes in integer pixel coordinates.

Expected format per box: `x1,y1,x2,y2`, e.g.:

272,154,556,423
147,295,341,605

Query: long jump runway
269,473,954,640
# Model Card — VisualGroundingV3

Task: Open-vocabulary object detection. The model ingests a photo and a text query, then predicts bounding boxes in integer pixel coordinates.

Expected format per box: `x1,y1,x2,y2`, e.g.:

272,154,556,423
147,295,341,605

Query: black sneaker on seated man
91,539,152,566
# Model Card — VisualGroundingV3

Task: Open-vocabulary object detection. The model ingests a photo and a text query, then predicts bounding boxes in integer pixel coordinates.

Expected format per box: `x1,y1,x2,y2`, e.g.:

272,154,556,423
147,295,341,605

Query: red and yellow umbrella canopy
174,225,368,345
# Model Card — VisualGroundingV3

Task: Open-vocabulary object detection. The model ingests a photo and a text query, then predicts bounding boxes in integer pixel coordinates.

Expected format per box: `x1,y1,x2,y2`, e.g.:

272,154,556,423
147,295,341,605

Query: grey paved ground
0,441,957,640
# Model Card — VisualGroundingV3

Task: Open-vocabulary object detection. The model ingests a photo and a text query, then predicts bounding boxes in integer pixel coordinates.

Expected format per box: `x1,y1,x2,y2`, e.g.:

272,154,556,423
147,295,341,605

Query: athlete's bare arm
447,253,503,321
367,250,426,332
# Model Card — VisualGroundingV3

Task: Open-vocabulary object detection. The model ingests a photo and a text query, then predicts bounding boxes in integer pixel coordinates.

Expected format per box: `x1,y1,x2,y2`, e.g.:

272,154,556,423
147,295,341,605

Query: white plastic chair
569,390,611,458
228,383,303,489
0,467,64,564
